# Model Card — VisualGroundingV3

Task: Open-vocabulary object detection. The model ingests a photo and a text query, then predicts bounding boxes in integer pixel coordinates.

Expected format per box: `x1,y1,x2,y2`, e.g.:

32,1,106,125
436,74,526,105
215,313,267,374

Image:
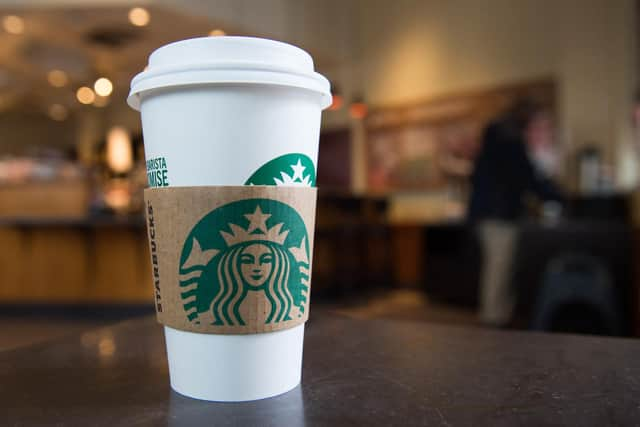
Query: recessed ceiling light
76,87,95,105
128,7,150,27
209,29,226,37
94,77,113,97
47,70,68,88
3,15,24,35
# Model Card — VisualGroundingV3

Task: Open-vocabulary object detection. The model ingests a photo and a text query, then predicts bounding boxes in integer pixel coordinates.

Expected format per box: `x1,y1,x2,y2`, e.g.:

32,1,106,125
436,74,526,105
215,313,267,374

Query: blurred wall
158,0,356,63
155,0,358,131
357,0,636,169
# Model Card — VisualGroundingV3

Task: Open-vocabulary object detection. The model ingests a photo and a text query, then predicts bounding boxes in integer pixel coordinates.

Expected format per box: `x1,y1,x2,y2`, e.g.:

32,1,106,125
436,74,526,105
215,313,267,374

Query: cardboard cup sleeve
144,185,317,335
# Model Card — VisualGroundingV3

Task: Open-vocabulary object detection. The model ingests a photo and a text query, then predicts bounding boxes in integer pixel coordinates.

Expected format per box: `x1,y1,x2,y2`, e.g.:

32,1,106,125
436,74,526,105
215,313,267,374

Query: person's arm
514,141,564,203
533,175,564,203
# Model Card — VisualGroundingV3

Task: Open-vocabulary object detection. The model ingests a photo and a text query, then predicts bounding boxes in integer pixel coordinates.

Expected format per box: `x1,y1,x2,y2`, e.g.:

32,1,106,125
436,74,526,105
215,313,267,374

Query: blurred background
1,0,639,350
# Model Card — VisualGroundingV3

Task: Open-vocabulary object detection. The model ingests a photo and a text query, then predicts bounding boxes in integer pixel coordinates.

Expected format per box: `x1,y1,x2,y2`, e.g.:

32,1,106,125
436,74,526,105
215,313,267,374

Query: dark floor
0,289,478,352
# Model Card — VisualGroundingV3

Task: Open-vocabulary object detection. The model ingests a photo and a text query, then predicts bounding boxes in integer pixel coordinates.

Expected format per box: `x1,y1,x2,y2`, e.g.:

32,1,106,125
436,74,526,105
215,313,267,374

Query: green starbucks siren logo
245,153,316,187
178,199,310,326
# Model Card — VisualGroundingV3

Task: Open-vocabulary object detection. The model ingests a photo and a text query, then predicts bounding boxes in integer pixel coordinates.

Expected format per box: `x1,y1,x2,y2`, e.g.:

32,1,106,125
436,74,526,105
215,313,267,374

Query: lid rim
129,36,331,111
127,72,332,111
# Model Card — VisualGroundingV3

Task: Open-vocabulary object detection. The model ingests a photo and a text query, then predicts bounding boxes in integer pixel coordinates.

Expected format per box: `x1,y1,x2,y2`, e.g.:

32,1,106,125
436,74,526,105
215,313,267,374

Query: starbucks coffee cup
128,37,330,402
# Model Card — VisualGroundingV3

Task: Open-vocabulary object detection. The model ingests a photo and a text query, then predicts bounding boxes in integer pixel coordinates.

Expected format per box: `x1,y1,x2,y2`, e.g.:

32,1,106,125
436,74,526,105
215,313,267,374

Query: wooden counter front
0,218,152,303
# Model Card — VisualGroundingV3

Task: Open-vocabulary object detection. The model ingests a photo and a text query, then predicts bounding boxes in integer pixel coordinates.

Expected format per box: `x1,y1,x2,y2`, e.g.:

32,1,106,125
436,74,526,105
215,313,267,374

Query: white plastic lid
128,36,332,110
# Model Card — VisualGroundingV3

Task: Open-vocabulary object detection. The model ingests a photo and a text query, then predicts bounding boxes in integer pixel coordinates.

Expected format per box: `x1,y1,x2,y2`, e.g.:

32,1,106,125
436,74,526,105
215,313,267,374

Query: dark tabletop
2,313,640,427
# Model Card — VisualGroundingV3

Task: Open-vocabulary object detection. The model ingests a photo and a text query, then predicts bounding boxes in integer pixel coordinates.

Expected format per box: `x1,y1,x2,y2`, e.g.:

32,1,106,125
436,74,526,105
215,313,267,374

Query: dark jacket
467,121,563,221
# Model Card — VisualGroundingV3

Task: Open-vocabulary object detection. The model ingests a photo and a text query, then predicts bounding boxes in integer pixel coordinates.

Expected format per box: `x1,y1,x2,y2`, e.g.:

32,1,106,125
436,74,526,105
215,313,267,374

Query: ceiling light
48,104,68,121
47,70,68,88
94,77,113,97
3,15,24,35
209,29,226,37
98,337,116,358
76,86,95,105
349,97,368,119
128,7,150,27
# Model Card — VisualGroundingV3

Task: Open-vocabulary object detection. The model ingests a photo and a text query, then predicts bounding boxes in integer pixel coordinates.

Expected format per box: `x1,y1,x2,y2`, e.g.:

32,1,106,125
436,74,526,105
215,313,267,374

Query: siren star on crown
220,205,290,246
244,205,270,233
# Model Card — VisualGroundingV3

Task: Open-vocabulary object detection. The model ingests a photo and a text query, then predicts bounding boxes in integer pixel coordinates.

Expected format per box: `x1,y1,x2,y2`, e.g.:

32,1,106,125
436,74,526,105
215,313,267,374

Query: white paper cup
128,37,330,402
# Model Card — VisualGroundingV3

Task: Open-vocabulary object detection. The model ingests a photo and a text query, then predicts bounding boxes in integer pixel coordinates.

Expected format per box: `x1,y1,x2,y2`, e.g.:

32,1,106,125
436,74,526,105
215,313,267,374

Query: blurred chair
531,254,622,336
511,221,632,335
568,194,630,223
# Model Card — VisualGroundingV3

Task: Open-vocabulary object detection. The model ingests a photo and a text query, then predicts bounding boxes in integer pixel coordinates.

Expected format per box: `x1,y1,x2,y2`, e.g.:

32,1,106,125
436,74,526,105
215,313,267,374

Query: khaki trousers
478,221,518,326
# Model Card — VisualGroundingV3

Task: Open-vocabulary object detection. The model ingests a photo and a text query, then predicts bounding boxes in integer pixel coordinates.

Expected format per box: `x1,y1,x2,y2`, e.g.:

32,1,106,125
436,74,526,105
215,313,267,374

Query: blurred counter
0,214,151,303
0,214,144,228
0,190,462,304
0,180,90,219
386,191,465,225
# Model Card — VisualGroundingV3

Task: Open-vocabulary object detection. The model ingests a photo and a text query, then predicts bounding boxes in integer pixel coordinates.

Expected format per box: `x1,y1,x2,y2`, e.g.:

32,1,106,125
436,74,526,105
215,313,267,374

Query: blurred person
468,99,564,326
629,90,640,225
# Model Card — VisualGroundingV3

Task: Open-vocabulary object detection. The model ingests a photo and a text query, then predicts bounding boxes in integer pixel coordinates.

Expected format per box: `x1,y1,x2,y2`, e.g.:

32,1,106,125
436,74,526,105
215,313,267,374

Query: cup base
164,324,304,402
170,380,301,403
